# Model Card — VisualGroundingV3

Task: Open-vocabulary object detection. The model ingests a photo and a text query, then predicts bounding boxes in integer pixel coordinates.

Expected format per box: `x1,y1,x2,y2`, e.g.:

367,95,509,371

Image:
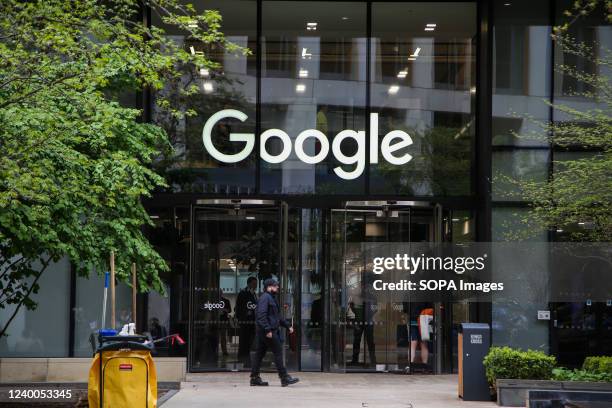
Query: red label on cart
119,364,132,371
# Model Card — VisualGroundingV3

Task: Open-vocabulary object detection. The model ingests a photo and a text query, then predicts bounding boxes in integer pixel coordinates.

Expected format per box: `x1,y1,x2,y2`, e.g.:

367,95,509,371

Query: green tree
0,0,243,336
500,4,611,241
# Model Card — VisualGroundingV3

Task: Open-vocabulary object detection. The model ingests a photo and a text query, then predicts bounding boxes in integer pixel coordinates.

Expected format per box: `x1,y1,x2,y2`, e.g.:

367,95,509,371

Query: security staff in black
236,276,258,366
250,278,299,387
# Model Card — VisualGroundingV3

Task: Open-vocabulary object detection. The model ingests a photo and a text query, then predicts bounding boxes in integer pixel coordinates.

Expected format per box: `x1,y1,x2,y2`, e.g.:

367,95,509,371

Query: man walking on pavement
250,278,299,387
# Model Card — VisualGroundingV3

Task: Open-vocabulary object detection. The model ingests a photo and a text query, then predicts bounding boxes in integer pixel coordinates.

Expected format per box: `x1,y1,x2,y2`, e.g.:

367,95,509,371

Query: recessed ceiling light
426,23,437,28
411,47,421,57
424,27,435,32
246,216,256,220
504,2,511,6
306,22,318,31
388,85,400,95
203,81,214,93
342,16,349,21
299,69,309,78
296,84,306,93
301,48,312,59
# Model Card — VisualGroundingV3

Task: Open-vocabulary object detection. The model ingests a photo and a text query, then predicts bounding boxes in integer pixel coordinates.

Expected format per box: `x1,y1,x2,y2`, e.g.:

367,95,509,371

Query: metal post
110,251,116,329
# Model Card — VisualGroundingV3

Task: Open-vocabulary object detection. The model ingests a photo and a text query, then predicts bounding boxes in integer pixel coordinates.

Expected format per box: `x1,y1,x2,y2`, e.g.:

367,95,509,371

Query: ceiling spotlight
397,70,408,78
301,48,312,59
411,47,421,57
296,84,306,93
388,85,399,95
306,22,318,31
299,69,309,78
203,81,214,93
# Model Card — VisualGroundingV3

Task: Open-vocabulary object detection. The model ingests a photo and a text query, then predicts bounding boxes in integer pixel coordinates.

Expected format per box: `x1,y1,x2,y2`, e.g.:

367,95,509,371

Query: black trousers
238,323,255,365
250,329,287,379
352,324,376,364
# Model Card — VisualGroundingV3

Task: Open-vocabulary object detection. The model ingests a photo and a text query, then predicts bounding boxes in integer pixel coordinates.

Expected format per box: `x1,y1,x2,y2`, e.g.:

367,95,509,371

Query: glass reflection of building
1,0,610,375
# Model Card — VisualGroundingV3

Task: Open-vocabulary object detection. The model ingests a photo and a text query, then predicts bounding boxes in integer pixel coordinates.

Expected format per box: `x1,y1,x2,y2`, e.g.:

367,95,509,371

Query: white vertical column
279,37,321,193
224,36,249,75
526,27,551,97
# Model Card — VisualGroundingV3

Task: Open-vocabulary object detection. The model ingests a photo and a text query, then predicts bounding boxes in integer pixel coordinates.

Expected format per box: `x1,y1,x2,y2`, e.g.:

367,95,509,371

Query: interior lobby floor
163,372,497,408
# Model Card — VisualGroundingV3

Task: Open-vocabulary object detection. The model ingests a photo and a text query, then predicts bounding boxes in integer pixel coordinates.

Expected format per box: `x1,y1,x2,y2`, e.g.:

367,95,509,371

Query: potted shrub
484,350,612,407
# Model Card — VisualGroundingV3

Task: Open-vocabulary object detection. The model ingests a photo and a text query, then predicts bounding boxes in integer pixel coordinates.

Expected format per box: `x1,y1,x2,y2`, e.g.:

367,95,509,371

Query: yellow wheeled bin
88,334,157,408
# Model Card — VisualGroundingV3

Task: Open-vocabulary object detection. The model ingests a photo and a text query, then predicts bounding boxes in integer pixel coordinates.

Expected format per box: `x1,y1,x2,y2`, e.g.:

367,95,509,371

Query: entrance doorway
189,199,297,372
328,201,450,373
186,198,469,373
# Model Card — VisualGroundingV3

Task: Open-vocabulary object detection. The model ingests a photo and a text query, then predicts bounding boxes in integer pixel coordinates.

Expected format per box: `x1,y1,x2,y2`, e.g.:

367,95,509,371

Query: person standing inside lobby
250,278,299,387
236,276,258,367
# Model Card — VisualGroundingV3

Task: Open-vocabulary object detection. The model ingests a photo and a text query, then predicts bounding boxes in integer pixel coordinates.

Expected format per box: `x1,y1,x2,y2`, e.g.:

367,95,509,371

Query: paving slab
163,373,497,408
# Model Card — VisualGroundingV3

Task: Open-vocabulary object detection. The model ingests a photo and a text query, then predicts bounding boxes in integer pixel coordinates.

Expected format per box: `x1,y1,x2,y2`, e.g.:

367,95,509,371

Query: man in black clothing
236,276,258,366
250,278,299,387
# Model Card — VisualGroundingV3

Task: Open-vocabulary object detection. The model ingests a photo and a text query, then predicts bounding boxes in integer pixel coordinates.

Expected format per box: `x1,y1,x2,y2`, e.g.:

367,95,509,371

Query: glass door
190,200,295,372
329,202,445,373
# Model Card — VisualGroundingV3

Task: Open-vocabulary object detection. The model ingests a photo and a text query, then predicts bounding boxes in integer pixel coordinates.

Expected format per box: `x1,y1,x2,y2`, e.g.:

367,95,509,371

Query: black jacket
236,288,257,322
256,291,290,333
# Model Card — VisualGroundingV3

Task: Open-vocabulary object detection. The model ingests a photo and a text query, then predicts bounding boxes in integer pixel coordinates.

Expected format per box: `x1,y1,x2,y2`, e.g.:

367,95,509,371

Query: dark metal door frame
188,199,284,372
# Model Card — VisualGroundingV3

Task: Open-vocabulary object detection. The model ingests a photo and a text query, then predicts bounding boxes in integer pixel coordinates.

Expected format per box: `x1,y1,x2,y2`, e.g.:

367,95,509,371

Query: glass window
492,149,550,201
554,0,611,102
153,0,257,194
73,274,133,357
260,1,367,194
492,0,551,147
0,258,71,357
297,209,324,370
143,207,190,357
370,2,476,195
492,207,547,242
491,208,549,352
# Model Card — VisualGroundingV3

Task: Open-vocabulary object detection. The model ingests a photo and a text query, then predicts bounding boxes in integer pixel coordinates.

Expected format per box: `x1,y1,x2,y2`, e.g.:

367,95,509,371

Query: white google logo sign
202,109,413,180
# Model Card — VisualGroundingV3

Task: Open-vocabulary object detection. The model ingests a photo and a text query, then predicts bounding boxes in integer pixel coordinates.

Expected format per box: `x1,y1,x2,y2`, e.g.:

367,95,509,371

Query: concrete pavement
163,373,497,408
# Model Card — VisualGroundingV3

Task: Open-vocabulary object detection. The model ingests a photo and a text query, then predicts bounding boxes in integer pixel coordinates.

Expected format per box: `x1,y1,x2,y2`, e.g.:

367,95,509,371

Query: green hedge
552,367,612,382
583,356,612,375
483,347,557,387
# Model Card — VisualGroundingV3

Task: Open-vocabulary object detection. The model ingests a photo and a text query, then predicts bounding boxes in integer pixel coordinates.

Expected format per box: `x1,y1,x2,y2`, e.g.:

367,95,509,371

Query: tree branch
0,256,51,338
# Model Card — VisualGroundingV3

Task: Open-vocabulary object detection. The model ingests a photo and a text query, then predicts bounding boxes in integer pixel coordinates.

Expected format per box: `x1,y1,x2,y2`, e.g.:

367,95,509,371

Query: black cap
263,278,279,288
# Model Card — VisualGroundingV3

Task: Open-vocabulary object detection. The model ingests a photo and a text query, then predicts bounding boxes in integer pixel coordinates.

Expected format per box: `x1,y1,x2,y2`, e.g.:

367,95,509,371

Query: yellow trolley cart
88,334,157,408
